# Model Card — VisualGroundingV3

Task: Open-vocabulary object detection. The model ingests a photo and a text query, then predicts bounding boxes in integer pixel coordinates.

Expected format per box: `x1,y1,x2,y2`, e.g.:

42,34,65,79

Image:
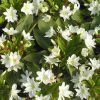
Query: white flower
88,29,95,35
68,25,79,33
81,48,89,57
71,73,81,88
33,0,44,15
77,28,88,40
42,14,51,22
20,70,32,83
79,64,87,72
9,84,21,100
36,68,56,85
21,1,34,15
0,34,6,47
3,6,18,22
3,27,18,35
85,34,96,49
88,0,100,15
51,46,60,57
60,28,72,41
44,54,60,66
79,65,94,81
94,25,100,35
1,52,21,72
68,0,78,4
67,54,80,69
89,58,100,71
6,52,21,67
45,27,56,38
40,3,48,13
75,85,90,100
72,3,80,14
80,69,94,81
60,6,72,21
22,30,34,41
22,77,41,98
58,82,73,100
1,54,9,66
35,94,51,100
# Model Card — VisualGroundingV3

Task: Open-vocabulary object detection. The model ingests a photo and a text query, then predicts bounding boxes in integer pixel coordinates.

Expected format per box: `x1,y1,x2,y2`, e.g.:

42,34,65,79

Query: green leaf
73,97,80,100
57,36,67,54
1,0,8,4
91,15,100,29
55,17,64,28
34,29,53,49
59,57,67,67
17,0,24,3
53,0,64,7
65,35,83,56
38,17,55,33
26,62,40,76
88,78,95,87
81,22,91,30
67,65,75,77
41,82,60,97
0,85,9,100
9,0,24,10
71,10,84,23
0,15,5,24
16,15,33,33
96,38,100,44
95,76,100,86
0,1,10,9
24,50,45,75
94,86,100,94
9,0,15,5
23,50,47,63
87,0,92,3
0,72,6,85
5,71,21,86
88,97,96,100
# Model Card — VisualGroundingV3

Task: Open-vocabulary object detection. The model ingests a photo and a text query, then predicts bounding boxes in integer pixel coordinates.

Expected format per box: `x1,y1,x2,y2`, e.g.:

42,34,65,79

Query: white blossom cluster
60,0,80,21
0,0,100,100
19,69,54,99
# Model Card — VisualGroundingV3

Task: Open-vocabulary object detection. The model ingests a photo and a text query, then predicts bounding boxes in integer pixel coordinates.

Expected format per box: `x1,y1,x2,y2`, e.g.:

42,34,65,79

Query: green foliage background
0,0,100,100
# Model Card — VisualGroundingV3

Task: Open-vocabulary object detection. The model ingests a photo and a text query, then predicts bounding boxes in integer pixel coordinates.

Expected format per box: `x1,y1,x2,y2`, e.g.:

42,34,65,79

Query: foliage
0,0,100,100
